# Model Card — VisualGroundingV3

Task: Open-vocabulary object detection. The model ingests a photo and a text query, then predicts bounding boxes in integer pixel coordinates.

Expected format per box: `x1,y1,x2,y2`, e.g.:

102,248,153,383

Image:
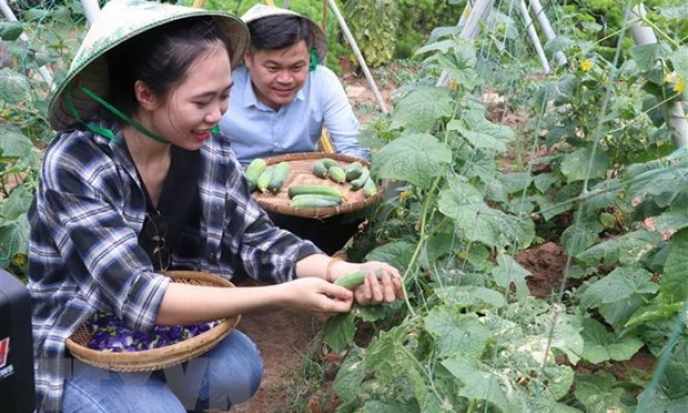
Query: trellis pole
80,0,100,26
0,0,54,87
627,3,688,148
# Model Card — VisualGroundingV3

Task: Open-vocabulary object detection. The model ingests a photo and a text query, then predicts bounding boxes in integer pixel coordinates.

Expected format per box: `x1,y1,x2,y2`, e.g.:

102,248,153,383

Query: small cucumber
256,165,274,193
291,195,341,208
291,194,343,206
334,270,382,290
344,161,363,182
328,166,346,184
349,168,370,190
312,159,330,178
287,184,343,199
321,158,338,169
245,158,267,192
268,161,291,194
362,178,377,197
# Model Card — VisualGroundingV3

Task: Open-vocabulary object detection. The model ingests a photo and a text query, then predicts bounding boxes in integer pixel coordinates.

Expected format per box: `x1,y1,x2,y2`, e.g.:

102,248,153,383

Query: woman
28,1,402,412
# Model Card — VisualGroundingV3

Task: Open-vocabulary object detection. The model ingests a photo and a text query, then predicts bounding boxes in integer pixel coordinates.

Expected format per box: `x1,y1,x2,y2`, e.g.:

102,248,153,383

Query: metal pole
437,0,495,87
519,0,550,73
0,0,54,87
324,0,389,114
528,0,567,66
80,0,101,26
627,4,688,148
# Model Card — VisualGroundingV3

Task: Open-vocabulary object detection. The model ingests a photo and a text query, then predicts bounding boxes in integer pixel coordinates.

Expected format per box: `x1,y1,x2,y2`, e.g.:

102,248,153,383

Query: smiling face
143,42,233,150
244,39,309,110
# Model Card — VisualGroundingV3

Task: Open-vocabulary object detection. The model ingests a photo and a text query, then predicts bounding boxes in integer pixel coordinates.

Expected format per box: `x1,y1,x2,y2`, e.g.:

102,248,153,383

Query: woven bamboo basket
65,270,240,372
251,152,384,219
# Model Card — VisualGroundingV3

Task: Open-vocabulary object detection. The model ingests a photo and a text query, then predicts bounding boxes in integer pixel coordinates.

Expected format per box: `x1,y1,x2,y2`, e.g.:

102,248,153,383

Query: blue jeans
62,330,263,412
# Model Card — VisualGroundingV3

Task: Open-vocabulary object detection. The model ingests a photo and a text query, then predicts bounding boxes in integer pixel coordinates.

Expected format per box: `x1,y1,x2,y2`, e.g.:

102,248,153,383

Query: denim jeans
62,330,263,412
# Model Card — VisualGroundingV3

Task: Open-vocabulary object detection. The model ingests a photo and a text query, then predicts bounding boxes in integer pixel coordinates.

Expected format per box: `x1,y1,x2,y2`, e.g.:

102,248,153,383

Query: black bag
0,269,35,413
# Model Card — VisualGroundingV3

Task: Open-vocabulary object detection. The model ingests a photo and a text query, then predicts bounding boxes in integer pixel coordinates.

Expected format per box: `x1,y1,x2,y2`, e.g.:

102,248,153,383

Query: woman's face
147,42,232,150
244,39,309,110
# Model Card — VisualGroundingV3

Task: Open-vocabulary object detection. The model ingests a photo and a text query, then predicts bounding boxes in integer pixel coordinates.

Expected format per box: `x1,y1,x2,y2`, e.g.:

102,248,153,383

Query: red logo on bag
0,337,9,368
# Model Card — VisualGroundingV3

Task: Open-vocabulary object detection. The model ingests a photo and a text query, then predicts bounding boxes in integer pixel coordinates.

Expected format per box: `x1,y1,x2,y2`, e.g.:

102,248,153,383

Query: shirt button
209,252,216,261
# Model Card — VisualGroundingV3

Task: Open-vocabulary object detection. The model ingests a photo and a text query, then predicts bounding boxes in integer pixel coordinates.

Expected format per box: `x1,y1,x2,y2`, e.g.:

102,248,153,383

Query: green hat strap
64,84,170,144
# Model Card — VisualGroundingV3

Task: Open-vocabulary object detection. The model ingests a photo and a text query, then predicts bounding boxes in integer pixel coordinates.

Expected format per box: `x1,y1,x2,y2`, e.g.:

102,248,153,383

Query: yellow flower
399,191,411,200
664,73,674,84
448,79,458,91
580,59,593,72
673,76,685,94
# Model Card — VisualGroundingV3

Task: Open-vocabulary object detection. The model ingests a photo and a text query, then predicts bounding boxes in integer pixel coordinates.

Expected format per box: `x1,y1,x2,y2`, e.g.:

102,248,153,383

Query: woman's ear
134,80,159,111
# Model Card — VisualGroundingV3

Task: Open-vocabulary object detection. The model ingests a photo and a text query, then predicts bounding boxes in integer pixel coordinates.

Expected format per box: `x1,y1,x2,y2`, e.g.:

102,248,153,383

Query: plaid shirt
28,120,320,412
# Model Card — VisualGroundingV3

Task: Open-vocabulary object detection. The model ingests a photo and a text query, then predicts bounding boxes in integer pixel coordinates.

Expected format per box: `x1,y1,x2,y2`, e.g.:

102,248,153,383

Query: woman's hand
329,260,404,306
282,277,354,317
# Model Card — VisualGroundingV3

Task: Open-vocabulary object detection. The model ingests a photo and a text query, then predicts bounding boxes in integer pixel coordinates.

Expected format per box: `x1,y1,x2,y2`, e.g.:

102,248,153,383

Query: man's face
244,39,310,110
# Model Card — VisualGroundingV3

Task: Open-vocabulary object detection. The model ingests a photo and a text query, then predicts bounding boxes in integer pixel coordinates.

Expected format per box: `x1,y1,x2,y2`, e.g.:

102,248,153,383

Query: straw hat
48,0,249,131
241,4,328,63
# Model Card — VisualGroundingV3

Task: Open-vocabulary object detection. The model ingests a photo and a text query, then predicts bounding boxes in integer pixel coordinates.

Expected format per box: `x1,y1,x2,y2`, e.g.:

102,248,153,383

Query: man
219,4,369,255
219,4,369,163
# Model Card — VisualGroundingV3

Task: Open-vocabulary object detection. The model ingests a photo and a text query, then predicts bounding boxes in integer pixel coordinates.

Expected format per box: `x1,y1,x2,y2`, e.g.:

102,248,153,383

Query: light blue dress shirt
219,65,370,164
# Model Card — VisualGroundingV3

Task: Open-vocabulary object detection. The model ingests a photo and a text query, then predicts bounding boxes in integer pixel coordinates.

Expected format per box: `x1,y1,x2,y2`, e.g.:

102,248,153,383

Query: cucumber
328,166,346,184
344,161,363,182
287,184,343,199
334,270,382,290
321,158,338,169
291,194,343,206
0,22,23,41
245,158,267,192
349,168,370,190
291,195,341,208
268,161,291,194
312,159,330,178
363,178,377,197
256,165,274,193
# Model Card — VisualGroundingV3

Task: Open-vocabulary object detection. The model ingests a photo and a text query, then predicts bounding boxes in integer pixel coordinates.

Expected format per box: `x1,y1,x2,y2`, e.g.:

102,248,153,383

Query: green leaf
0,215,29,268
372,132,451,189
630,43,672,71
580,318,644,364
0,124,33,159
446,109,515,153
670,47,688,87
579,267,657,310
424,309,490,358
0,68,31,104
0,22,23,41
654,210,688,233
363,401,416,413
575,229,662,268
443,356,518,413
333,347,366,404
365,240,416,273
559,147,609,183
624,298,682,332
661,228,688,300
323,312,356,353
389,87,453,132
490,253,531,299
437,182,535,249
560,219,602,257
498,172,532,194
575,371,631,413
1,186,34,220
434,285,506,310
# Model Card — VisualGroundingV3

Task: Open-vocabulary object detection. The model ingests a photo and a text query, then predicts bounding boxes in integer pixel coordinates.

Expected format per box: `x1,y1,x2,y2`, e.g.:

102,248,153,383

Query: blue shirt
219,65,370,164
28,120,320,412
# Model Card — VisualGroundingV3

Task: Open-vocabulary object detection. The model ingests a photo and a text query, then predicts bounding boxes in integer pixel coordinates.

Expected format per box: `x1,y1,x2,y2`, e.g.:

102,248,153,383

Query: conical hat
48,0,249,131
241,4,327,63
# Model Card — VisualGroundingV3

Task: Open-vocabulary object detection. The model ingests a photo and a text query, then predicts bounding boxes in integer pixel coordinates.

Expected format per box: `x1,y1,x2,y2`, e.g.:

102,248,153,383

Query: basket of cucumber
245,152,383,219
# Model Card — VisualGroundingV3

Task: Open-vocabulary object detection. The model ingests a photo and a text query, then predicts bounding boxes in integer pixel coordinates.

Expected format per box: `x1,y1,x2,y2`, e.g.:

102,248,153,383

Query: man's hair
248,15,313,53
